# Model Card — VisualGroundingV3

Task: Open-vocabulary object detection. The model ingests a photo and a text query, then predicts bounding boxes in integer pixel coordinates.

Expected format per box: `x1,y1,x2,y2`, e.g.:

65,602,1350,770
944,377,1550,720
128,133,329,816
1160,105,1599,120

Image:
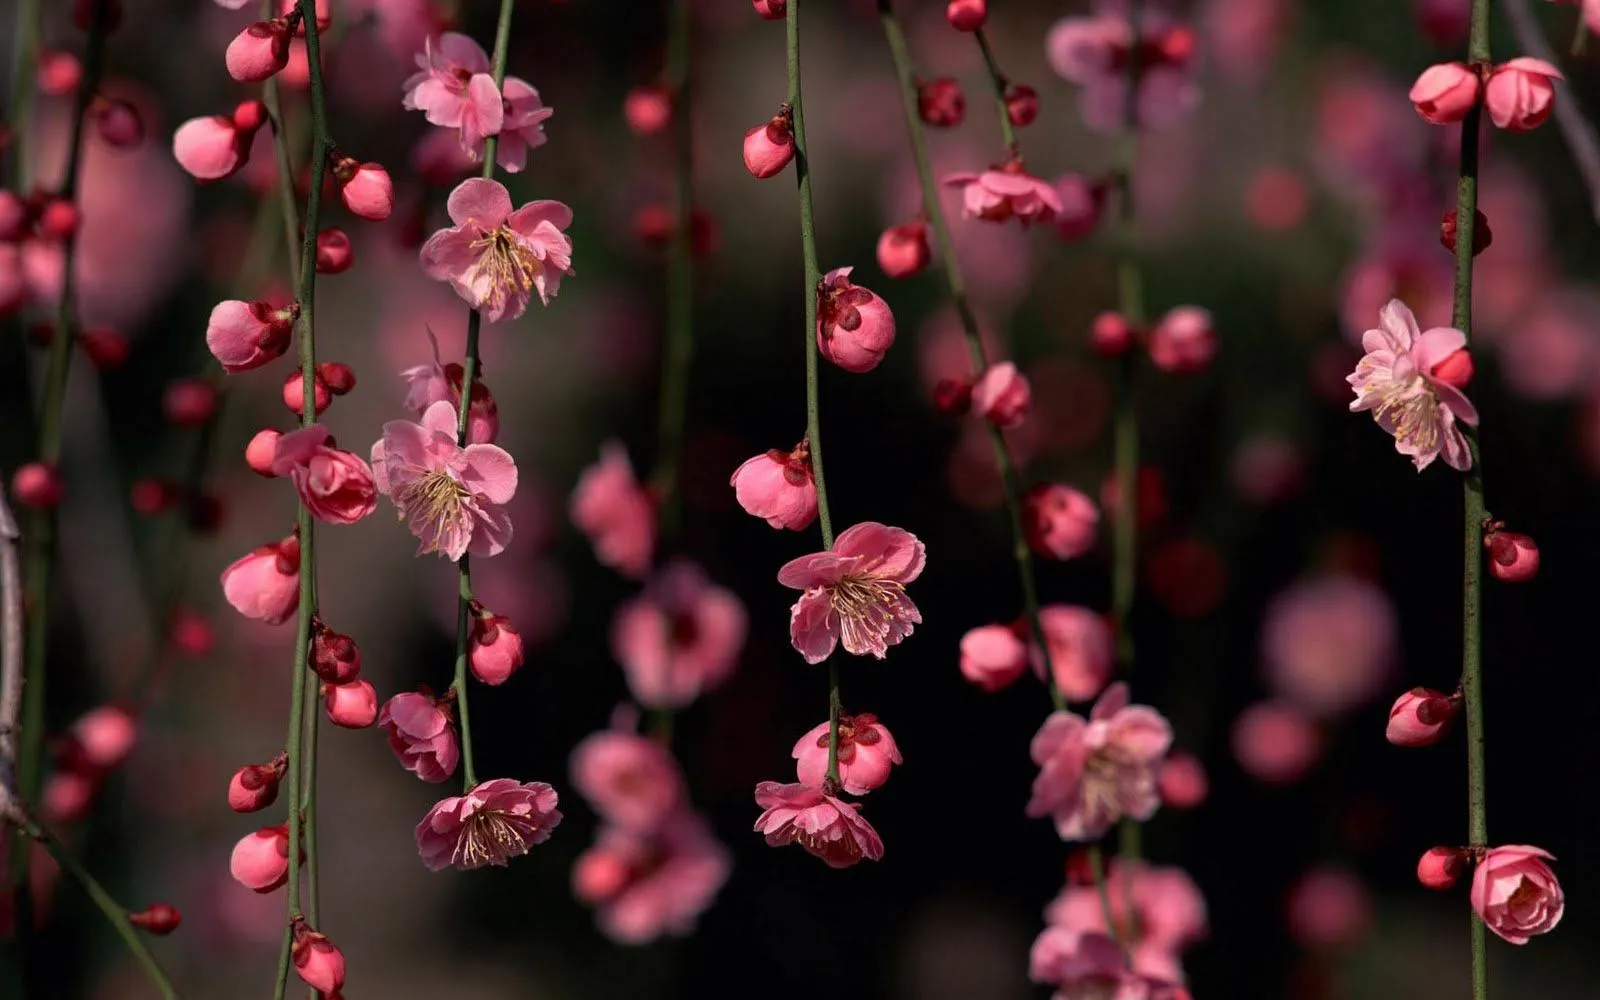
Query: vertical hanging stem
653,0,695,541
973,29,1019,158
5,0,42,187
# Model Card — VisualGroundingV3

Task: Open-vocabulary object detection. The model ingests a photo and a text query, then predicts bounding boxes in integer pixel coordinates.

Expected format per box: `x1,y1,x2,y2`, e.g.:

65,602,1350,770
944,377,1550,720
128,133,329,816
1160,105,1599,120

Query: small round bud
932,378,973,416
970,361,1032,427
129,477,178,516
1440,207,1492,257
282,369,332,417
291,921,346,995
323,680,378,729
231,99,269,133
36,50,82,96
1486,530,1539,582
245,429,282,477
743,113,795,179
876,221,930,279
1159,752,1209,809
36,199,80,240
331,157,394,221
228,758,286,813
623,84,672,135
316,362,356,395
1386,686,1458,747
946,0,987,32
168,609,214,657
1089,310,1135,357
92,98,144,148
469,611,524,685
752,0,785,18
311,624,362,684
917,77,965,127
1004,84,1039,127
127,903,182,935
12,462,63,509
1417,846,1465,891
314,228,353,274
1428,347,1474,389
162,378,218,427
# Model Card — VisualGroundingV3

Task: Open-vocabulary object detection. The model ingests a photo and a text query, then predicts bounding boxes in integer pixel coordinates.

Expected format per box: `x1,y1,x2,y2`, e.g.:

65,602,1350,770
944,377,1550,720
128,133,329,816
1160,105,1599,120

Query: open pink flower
270,426,378,525
570,442,656,578
1027,682,1172,841
570,728,685,833
572,813,730,944
220,534,300,624
1348,298,1479,471
752,781,884,868
1031,928,1165,999
1027,605,1114,703
492,77,554,173
378,689,459,783
610,560,747,709
401,33,504,154
415,778,563,871
792,714,901,795
944,167,1064,226
777,522,925,663
1471,845,1563,944
1046,5,1199,132
1043,861,1207,984
371,399,517,560
419,177,574,322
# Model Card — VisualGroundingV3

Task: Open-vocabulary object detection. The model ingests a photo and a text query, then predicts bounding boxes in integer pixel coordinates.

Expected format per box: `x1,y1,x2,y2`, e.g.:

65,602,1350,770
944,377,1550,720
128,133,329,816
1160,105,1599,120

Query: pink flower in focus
206,299,296,372
1484,58,1561,133
1023,483,1099,560
1261,575,1397,717
1408,62,1481,125
1027,605,1113,703
290,923,345,995
1027,682,1172,840
323,679,378,728
971,361,1032,426
960,623,1029,692
378,689,459,782
1386,686,1459,746
1348,298,1479,471
269,426,378,525
817,266,896,373
371,399,517,561
468,609,524,685
572,813,730,944
332,158,395,221
1046,7,1199,132
752,781,884,868
571,442,656,578
1042,861,1207,985
792,714,902,795
401,33,504,154
171,100,268,181
570,728,685,833
1232,700,1321,784
731,440,817,530
944,167,1064,226
743,112,796,179
611,560,746,709
778,522,925,663
415,778,563,871
220,534,300,624
1471,845,1564,943
1147,307,1215,374
419,178,574,321
230,825,291,892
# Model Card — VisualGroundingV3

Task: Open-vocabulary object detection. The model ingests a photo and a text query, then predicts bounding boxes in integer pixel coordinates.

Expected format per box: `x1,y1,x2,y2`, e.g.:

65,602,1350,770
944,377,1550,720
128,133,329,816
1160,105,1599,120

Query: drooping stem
447,0,516,792
973,28,1018,158
5,0,42,187
876,0,1062,711
1085,845,1120,947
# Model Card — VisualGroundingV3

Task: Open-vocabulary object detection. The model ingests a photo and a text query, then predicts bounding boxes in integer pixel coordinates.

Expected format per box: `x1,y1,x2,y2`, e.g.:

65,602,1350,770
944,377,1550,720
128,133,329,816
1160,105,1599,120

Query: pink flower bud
282,368,332,417
66,705,138,772
220,534,300,625
226,19,292,83
92,98,144,148
1022,483,1099,560
1090,310,1135,357
1159,751,1209,809
12,462,62,510
316,361,356,394
1485,58,1561,133
291,922,346,994
1385,686,1458,746
1440,207,1492,257
1428,347,1474,389
743,113,795,179
752,0,786,18
1471,845,1564,943
959,623,1028,692
331,157,394,221
946,0,987,31
1486,530,1539,582
1148,306,1216,374
572,848,631,902
246,429,282,477
78,326,129,369
817,266,896,372
129,478,176,516
932,378,973,416
228,757,286,813
1005,83,1039,127
36,199,79,240
731,442,818,531
1409,61,1480,125
917,77,965,127
311,624,361,684
232,98,268,133
37,50,82,96
314,228,353,274
162,378,217,427
624,84,673,135
127,903,181,935
876,221,930,279
229,825,291,892
323,680,378,729
172,104,265,181
206,299,296,372
1417,846,1465,890
470,613,525,686
378,690,459,783
970,361,1032,427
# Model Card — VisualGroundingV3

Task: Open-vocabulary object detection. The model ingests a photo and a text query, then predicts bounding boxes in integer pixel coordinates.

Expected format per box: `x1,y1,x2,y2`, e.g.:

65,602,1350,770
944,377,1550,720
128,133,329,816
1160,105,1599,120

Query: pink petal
507,199,574,237
789,589,838,664
446,177,513,230
831,522,926,582
437,32,491,73
1498,56,1563,79
461,443,518,503
776,552,853,589
1378,299,1420,350
1412,327,1467,371
420,400,459,437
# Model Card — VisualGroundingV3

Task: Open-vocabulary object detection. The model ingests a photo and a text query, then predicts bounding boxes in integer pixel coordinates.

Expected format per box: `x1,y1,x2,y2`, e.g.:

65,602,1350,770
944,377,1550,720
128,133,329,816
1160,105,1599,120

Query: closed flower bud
206,299,296,373
162,378,217,427
1429,347,1474,389
220,534,300,624
282,368,332,417
752,0,785,18
970,361,1032,427
127,902,182,935
932,377,973,416
314,228,353,274
229,824,291,892
226,18,292,83
245,429,282,477
743,112,795,179
876,221,930,279
228,756,286,813
1440,207,1492,257
92,98,144,149
317,362,356,396
323,680,379,729
1485,58,1561,133
291,922,346,994
731,442,817,531
1409,61,1480,125
946,0,987,32
470,610,525,685
1386,686,1458,746
917,77,965,127
817,267,895,372
311,623,361,683
331,156,394,221
1023,483,1099,560
1417,846,1465,890
12,462,63,509
1486,529,1539,582
1005,83,1039,127
1159,751,1209,809
37,50,81,96
1090,310,1135,357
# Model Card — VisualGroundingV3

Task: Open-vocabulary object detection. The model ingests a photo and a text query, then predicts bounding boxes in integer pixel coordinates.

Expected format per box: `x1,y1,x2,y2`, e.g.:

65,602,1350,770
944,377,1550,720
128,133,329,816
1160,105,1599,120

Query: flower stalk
973,28,1019,158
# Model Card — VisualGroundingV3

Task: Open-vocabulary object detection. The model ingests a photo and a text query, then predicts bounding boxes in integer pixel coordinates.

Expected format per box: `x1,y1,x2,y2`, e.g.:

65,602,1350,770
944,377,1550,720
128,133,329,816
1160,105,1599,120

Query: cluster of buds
1090,307,1218,375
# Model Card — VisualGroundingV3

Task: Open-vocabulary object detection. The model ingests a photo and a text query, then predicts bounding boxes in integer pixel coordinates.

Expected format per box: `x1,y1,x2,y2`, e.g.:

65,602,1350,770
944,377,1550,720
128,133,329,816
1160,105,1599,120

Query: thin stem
1572,5,1590,57
875,0,1063,710
302,689,320,930
973,29,1018,157
452,565,480,789
824,661,841,785
1085,845,1120,946
1503,0,1600,224
5,0,42,187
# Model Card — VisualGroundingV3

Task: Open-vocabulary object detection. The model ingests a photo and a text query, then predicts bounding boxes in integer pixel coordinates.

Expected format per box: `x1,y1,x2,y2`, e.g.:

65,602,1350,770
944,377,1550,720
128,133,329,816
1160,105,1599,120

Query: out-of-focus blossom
1286,867,1373,949
944,166,1063,226
1027,682,1172,840
571,727,684,833
1046,4,1199,132
778,521,925,663
1261,575,1396,716
960,623,1029,692
570,442,655,578
1027,605,1113,703
1041,860,1207,984
572,813,730,944
1232,700,1321,784
611,560,746,709
416,778,562,871
1147,307,1215,374
1023,484,1099,560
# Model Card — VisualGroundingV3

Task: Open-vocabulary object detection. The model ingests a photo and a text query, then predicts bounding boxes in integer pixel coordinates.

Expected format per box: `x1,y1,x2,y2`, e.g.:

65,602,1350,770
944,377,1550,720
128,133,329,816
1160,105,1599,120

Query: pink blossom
1386,686,1459,746
817,267,896,373
493,77,554,173
1232,700,1321,784
1027,605,1114,703
1158,752,1208,809
331,157,394,221
752,781,884,868
1046,7,1199,132
792,714,902,795
400,328,499,443
290,924,345,995
269,425,378,525
731,441,818,531
206,299,296,372
226,19,292,83
611,560,747,709
876,221,930,279
1417,846,1466,890
1471,845,1564,944
1487,529,1540,582
1484,58,1562,133
323,679,378,728
1261,575,1396,716
401,33,503,154
419,177,573,321
1348,298,1480,471
1030,928,1163,999
573,813,730,944
944,167,1064,226
1147,307,1216,374
1023,484,1100,560
220,534,300,624
570,728,685,833
371,399,517,561
229,825,290,892
1286,867,1373,948
379,689,459,782
1408,62,1481,125
64,705,138,772
228,758,285,813
468,610,524,685
571,442,656,578
1026,682,1172,841
171,101,267,181
1053,173,1106,240
777,522,925,663
971,361,1032,426
415,778,563,871
1042,861,1207,984
743,116,795,179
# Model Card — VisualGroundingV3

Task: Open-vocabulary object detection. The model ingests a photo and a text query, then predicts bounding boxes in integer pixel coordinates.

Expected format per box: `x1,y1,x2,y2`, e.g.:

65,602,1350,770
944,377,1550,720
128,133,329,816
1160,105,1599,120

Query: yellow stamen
468,227,542,312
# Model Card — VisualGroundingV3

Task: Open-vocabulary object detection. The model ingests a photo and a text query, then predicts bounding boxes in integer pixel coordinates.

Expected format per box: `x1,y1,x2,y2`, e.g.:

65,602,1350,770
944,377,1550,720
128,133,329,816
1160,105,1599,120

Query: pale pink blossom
493,77,554,173
817,267,896,373
752,781,884,868
944,167,1064,226
1484,58,1562,133
1471,845,1564,943
1026,682,1171,840
792,714,902,795
730,441,817,531
570,728,685,833
570,442,656,578
419,177,574,321
371,399,517,561
1046,6,1199,132
1042,861,1207,984
270,426,378,525
610,560,747,709
416,778,563,871
960,623,1029,692
1286,867,1373,948
1232,700,1321,784
1261,575,1397,716
379,689,459,782
572,813,730,944
778,522,925,663
1030,928,1165,999
400,328,499,443
205,299,296,372
1028,605,1114,703
1023,484,1099,560
401,33,504,154
220,534,300,624
1348,298,1479,471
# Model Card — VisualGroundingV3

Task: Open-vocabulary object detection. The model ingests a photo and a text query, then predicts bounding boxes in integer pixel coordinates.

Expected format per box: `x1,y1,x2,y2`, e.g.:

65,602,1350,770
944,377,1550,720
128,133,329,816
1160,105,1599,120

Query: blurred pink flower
943,167,1063,226
419,177,574,322
610,560,746,709
971,361,1033,426
1286,866,1373,949
1027,682,1172,840
792,714,902,795
220,534,300,624
372,399,517,560
572,812,730,944
63,705,138,772
1027,605,1114,703
960,623,1029,692
1261,575,1397,716
1408,62,1480,125
1232,700,1321,784
570,441,656,579
1348,298,1479,471
1498,289,1600,400
752,781,884,868
402,33,504,154
378,690,459,783
1046,4,1199,132
1042,860,1207,984
416,778,562,871
570,728,685,833
1030,928,1168,998
1024,484,1100,561
777,522,925,663
1147,306,1215,374
270,426,378,525
1471,845,1564,944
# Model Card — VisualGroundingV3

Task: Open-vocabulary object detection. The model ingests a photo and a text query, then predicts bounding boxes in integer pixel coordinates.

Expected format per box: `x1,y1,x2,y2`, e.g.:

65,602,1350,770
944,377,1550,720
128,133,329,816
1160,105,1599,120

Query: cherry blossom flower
944,166,1064,226
777,522,925,663
1027,682,1172,840
401,328,499,443
401,33,503,155
570,442,656,578
416,778,563,871
419,177,574,322
493,77,554,173
371,399,517,560
572,812,730,944
730,441,817,530
1348,298,1479,471
206,299,296,372
752,781,884,868
1471,845,1564,943
610,560,747,709
792,714,901,795
220,534,300,624
1046,4,1199,132
1386,686,1459,746
270,426,378,525
378,689,459,783
1023,484,1100,560
570,728,685,834
1041,861,1207,984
